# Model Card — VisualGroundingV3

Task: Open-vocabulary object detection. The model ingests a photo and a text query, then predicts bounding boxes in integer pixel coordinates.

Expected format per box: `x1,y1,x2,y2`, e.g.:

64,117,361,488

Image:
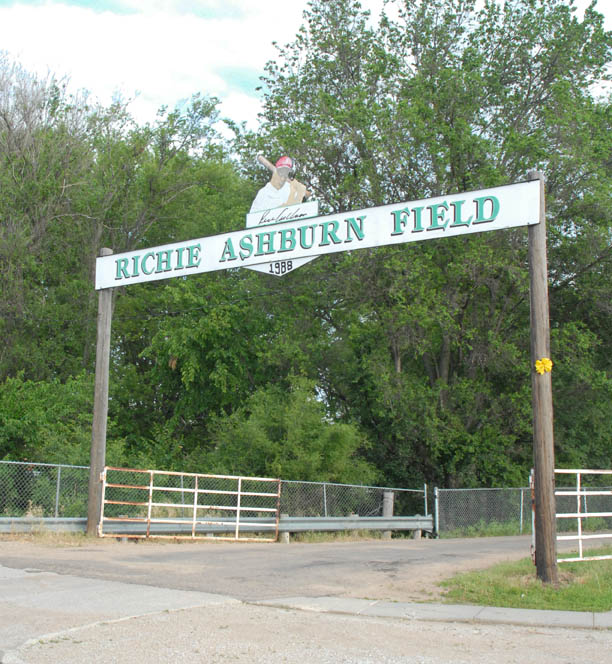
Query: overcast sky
0,0,609,129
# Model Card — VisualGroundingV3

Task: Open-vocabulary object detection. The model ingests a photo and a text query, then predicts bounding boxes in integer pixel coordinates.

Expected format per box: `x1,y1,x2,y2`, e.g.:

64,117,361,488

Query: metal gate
555,468,612,563
98,466,281,542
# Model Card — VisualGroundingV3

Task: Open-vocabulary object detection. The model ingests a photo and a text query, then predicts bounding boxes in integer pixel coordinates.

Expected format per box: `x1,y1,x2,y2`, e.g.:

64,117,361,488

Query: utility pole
527,171,558,584
87,248,113,536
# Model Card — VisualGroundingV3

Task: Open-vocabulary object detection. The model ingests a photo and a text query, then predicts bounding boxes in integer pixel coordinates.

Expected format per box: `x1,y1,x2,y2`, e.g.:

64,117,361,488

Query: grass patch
441,547,612,612
0,531,90,547
291,529,385,543
440,519,528,538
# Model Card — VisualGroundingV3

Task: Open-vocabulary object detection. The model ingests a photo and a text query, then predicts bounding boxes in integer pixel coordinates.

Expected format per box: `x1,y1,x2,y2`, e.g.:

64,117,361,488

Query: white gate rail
99,466,281,542
555,469,612,563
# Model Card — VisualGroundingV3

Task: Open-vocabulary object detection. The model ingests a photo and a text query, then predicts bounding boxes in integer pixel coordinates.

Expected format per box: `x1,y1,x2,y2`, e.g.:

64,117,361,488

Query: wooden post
527,172,558,584
382,490,394,540
87,248,113,537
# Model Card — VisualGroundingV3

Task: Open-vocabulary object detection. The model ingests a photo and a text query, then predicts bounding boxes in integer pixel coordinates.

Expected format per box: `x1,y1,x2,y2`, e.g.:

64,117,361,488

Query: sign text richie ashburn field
95,180,540,290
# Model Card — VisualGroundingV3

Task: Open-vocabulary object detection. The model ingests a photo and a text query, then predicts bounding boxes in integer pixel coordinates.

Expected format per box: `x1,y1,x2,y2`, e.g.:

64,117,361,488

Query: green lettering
474,196,500,224
239,235,253,261
175,247,186,270
391,208,410,236
115,257,130,280
299,224,317,249
279,228,296,252
220,239,237,262
156,249,172,272
255,231,276,256
142,252,156,275
427,202,450,231
413,206,425,232
320,220,341,246
449,200,473,227
345,216,365,242
131,255,140,277
186,244,201,268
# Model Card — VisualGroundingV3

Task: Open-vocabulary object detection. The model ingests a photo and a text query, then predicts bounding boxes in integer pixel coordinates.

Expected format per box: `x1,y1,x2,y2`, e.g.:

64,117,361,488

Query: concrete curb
252,596,612,630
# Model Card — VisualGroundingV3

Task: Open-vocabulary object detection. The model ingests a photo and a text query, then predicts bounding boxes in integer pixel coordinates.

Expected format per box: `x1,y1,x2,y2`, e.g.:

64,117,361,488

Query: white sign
244,201,319,275
95,180,540,290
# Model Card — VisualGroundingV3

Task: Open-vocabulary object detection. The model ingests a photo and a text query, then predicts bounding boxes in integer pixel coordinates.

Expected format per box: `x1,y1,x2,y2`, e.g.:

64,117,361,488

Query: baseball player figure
250,155,310,213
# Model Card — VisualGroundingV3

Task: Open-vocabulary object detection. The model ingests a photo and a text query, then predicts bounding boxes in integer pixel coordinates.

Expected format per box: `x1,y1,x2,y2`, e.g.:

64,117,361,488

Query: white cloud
0,0,609,129
0,1,309,126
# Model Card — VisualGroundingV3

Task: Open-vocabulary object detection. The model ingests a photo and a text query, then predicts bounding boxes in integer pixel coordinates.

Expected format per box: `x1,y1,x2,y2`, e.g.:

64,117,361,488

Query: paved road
0,535,535,601
2,535,611,663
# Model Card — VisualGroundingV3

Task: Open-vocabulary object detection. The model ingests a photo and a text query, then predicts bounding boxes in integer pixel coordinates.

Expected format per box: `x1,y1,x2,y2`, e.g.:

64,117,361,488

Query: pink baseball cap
275,156,294,170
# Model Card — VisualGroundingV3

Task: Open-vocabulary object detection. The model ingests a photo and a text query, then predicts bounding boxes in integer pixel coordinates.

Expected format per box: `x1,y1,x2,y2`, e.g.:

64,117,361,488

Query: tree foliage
245,0,612,486
1,0,612,490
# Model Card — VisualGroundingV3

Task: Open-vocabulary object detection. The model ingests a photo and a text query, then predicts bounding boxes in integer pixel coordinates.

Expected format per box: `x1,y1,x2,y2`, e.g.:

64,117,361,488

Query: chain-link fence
0,460,89,518
435,487,532,537
11,460,608,538
435,484,612,537
0,461,427,522
280,480,427,518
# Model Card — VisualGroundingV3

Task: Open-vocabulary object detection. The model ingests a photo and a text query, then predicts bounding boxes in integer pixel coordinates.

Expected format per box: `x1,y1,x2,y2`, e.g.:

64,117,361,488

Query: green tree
241,0,612,487
0,372,124,465
0,55,97,381
202,376,376,483
0,53,256,466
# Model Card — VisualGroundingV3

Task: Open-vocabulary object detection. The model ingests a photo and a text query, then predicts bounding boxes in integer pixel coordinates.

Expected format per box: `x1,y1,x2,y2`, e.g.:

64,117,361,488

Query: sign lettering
95,180,540,290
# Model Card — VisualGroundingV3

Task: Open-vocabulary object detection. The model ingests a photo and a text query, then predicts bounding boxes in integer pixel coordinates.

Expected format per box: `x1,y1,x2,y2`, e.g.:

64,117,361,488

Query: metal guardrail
280,515,432,533
0,514,433,535
555,469,612,563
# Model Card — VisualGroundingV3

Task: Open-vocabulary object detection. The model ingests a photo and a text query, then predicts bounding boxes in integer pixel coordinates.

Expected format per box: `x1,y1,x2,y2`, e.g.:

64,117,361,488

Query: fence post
54,465,62,518
520,487,524,535
434,487,440,537
323,483,328,517
235,477,242,540
382,490,394,539
576,472,583,560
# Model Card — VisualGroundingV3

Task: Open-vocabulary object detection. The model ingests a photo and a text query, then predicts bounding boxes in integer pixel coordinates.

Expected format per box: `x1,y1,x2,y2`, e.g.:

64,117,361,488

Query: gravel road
1,534,611,663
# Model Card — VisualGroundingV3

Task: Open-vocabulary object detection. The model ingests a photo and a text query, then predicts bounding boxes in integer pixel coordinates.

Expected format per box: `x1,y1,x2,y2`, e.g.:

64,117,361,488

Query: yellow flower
535,358,553,375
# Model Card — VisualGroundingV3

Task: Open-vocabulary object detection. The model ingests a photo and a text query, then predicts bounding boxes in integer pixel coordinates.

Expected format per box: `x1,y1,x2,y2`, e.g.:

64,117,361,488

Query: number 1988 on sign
269,260,293,275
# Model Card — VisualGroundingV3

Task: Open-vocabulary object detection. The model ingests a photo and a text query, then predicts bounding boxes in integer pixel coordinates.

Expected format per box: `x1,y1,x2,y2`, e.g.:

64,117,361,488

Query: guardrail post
279,513,290,543
382,490,394,539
